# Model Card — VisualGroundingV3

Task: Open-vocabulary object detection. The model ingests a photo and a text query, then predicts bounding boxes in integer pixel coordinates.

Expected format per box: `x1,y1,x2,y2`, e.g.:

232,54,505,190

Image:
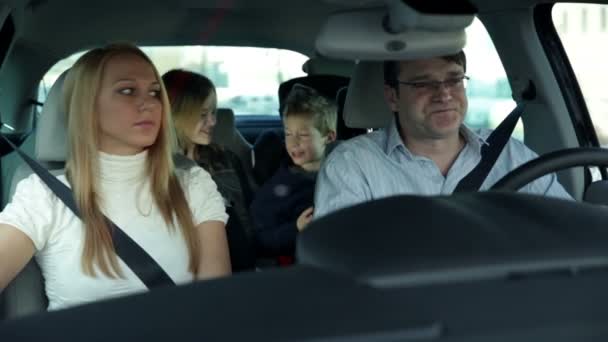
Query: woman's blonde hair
62,43,200,278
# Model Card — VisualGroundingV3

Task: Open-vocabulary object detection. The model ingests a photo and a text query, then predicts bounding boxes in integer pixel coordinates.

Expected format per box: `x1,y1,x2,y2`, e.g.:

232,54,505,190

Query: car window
464,18,521,140
553,3,608,146
38,46,308,116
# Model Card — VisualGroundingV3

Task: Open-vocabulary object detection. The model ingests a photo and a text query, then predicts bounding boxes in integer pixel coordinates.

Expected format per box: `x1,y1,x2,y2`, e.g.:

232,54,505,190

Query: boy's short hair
283,84,337,136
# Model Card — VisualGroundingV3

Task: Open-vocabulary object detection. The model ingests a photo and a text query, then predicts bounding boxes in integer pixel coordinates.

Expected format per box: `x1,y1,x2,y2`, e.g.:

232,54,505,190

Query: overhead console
316,0,476,60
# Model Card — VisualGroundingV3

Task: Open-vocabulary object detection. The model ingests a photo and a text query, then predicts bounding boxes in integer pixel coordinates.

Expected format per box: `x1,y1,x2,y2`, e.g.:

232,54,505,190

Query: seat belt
0,132,175,289
453,102,525,192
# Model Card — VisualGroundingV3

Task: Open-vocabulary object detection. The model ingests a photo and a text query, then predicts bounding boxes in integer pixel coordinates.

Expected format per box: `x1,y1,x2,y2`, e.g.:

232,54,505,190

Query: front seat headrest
343,62,393,129
336,87,367,140
36,70,69,163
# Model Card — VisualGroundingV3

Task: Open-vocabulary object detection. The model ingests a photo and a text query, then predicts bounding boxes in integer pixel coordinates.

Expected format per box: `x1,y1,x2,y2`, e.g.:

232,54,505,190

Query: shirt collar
384,116,489,158
460,124,489,154
385,116,405,156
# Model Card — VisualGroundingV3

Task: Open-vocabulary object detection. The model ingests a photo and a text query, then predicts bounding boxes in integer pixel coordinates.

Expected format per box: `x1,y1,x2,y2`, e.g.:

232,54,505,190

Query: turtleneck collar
98,150,148,185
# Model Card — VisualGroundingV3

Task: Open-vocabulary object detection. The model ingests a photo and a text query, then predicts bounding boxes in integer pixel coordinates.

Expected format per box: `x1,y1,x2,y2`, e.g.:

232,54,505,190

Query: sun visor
316,6,474,61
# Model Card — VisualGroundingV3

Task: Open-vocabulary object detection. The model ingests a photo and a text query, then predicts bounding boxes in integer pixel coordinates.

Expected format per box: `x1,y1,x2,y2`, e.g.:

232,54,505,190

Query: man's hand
296,207,314,231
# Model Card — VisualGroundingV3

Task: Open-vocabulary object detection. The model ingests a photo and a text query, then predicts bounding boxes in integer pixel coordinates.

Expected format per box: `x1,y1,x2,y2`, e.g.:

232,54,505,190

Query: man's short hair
283,84,337,136
383,50,467,88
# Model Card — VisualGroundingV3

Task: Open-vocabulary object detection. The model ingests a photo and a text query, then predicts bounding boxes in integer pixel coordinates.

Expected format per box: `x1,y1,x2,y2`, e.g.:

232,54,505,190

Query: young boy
250,84,337,263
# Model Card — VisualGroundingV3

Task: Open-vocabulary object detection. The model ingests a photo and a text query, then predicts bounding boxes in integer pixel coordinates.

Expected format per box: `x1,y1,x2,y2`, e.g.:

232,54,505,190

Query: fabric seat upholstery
335,86,367,140
2,70,70,319
343,61,393,129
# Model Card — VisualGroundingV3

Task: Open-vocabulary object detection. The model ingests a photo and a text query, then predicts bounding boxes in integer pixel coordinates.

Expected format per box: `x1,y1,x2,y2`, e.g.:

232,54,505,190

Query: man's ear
383,84,399,112
325,130,337,144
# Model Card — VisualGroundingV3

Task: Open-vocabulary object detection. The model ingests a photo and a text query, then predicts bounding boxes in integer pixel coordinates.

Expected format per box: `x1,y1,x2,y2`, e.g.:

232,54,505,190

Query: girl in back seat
162,69,256,272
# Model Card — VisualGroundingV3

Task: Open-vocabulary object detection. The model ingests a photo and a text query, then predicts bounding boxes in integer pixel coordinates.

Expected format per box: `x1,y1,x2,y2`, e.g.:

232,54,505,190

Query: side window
38,46,308,116
464,18,521,140
553,3,608,146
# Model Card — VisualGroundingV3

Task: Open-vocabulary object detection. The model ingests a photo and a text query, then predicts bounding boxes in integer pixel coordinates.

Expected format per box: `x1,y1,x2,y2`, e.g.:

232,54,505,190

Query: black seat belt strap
0,133,175,288
454,102,525,192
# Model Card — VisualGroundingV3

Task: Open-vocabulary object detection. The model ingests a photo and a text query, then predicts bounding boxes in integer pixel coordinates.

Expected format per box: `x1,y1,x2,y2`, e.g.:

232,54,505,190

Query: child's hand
296,207,314,231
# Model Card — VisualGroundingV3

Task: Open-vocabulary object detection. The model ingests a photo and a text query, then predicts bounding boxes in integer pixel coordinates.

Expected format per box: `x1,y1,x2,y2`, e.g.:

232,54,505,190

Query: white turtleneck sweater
0,151,228,311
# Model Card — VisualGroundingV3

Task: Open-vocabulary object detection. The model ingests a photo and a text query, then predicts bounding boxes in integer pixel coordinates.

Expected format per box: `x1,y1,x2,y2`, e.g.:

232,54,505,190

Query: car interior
2,0,608,340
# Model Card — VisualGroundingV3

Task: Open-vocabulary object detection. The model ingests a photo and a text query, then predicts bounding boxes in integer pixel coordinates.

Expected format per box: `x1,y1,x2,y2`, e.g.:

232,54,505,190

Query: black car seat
212,108,256,191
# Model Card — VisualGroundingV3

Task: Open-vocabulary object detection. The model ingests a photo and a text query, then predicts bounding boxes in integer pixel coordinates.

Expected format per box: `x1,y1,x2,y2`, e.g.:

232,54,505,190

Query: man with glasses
314,51,571,218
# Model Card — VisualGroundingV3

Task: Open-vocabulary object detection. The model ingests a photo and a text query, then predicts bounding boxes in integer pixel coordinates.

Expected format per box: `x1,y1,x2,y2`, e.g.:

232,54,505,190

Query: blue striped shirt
314,118,572,219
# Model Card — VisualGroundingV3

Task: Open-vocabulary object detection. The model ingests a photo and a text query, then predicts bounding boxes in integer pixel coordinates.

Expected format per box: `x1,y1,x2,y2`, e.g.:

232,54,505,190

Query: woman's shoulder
13,171,70,197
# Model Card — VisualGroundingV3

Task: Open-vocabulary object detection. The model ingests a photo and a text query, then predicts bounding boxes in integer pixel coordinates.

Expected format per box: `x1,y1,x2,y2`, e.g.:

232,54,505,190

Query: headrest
335,87,367,139
212,108,236,145
278,75,349,115
36,70,69,162
212,108,252,157
343,61,393,129
302,57,354,77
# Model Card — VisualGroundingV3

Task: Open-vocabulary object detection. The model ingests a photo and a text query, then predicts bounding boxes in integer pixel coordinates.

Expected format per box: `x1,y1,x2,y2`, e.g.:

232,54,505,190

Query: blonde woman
162,69,255,271
0,44,231,311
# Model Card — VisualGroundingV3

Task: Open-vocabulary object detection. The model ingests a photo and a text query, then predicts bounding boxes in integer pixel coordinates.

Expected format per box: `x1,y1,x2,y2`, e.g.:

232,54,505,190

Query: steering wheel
490,147,608,191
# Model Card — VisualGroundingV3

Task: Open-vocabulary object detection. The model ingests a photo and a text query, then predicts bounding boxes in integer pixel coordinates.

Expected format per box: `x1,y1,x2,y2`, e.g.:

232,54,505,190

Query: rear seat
211,107,257,192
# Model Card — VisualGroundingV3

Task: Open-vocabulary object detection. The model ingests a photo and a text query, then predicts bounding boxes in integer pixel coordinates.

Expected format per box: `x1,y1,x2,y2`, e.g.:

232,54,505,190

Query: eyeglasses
398,75,469,93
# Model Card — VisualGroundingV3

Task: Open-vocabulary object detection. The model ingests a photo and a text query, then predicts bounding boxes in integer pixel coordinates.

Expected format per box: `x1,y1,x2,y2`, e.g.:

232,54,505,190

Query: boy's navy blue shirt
250,163,316,257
